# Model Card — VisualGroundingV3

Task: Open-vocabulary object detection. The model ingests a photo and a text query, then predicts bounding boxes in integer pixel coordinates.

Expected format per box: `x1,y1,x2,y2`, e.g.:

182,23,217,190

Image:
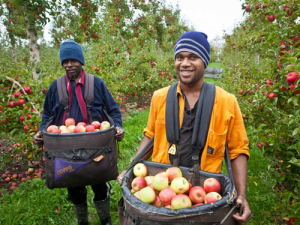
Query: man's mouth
180,70,193,75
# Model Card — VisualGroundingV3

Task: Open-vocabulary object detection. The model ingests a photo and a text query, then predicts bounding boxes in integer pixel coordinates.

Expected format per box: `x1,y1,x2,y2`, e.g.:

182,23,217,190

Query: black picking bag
43,126,118,189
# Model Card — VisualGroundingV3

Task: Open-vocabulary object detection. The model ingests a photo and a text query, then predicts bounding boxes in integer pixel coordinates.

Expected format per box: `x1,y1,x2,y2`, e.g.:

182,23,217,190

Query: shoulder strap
57,75,70,119
84,73,94,124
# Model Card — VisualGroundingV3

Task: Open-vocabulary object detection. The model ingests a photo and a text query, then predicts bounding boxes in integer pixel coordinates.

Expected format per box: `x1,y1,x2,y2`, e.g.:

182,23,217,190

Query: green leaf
288,57,297,64
293,128,300,136
289,157,300,167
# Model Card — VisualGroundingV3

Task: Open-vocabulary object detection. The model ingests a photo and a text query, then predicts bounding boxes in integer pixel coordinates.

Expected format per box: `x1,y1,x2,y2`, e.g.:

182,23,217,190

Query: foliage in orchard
0,0,191,170
221,0,300,221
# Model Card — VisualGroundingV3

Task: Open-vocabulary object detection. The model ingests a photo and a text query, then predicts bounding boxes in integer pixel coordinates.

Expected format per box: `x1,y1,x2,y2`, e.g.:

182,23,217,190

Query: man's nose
181,57,191,66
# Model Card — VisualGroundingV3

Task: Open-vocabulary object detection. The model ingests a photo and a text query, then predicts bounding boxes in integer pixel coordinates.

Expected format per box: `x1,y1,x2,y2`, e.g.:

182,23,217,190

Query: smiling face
175,52,205,88
62,59,83,81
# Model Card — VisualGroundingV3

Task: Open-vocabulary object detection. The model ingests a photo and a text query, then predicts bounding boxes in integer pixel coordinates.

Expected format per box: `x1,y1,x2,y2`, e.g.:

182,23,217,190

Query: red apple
287,72,299,85
193,203,204,207
268,15,275,21
245,6,251,12
65,118,75,127
159,187,177,205
238,90,244,95
77,122,87,127
170,177,190,194
204,178,221,194
204,192,222,204
165,166,182,182
152,195,163,207
266,79,273,85
91,121,101,129
290,84,300,94
139,186,156,204
131,177,147,192
74,125,86,133
153,173,169,191
53,128,62,133
133,163,148,177
184,182,192,195
171,194,192,209
85,125,95,132
268,92,276,100
100,121,110,130
189,186,206,204
47,125,58,133
164,205,173,209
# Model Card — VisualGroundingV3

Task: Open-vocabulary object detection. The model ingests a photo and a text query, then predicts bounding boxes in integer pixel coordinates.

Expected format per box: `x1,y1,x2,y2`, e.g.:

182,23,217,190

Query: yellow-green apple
85,125,95,132
100,121,110,130
47,125,58,133
139,186,156,204
204,192,222,204
134,191,140,199
145,175,154,185
59,125,67,131
131,177,147,192
171,194,192,209
152,195,163,207
153,173,169,191
287,72,299,85
170,177,190,194
189,186,206,204
74,125,86,133
65,118,75,127
133,163,148,177
184,182,192,195
159,187,177,205
164,205,173,209
204,178,221,194
61,128,72,133
165,166,182,182
68,125,76,132
53,128,62,133
91,121,101,129
77,122,86,127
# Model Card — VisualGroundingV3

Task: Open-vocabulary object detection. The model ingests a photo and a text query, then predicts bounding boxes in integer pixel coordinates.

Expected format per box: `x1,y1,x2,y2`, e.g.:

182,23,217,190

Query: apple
245,6,251,12
68,125,76,132
61,128,72,133
59,125,67,131
139,186,156,204
152,195,163,207
204,178,221,194
238,90,244,95
85,125,95,132
145,175,154,185
165,166,182,182
100,121,110,130
47,125,58,133
204,192,222,204
74,125,86,133
131,177,147,192
53,128,62,133
134,191,140,199
266,79,273,85
287,72,299,85
91,121,101,129
189,186,206,204
164,205,173,209
268,92,276,100
171,194,192,209
153,173,169,191
28,168,34,173
289,217,299,225
170,177,190,194
159,187,177,205
65,118,75,127
133,163,148,177
77,122,87,127
291,84,300,94
148,183,159,195
193,203,204,207
268,15,275,22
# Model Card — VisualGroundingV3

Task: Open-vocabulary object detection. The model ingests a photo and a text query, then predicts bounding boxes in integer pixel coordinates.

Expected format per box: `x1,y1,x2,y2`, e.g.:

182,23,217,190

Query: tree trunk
9,32,17,61
25,17,41,80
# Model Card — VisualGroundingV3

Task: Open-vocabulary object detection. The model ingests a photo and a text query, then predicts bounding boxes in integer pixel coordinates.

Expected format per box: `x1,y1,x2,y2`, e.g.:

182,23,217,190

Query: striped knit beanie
174,31,210,68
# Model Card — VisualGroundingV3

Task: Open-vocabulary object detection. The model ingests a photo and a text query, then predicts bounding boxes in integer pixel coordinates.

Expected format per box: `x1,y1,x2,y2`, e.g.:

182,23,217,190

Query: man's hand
33,131,44,148
117,170,127,185
115,126,124,141
233,196,252,225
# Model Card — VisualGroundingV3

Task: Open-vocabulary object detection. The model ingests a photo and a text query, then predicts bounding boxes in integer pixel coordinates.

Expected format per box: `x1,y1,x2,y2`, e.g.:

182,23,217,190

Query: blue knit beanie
174,31,210,68
59,40,85,65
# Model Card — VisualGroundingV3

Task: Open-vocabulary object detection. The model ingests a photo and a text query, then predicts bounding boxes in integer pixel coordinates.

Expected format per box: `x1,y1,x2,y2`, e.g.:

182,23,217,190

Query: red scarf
62,69,88,124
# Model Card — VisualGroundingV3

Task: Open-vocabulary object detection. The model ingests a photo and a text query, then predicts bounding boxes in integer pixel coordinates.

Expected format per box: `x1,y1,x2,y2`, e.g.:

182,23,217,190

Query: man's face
175,52,205,86
63,59,82,80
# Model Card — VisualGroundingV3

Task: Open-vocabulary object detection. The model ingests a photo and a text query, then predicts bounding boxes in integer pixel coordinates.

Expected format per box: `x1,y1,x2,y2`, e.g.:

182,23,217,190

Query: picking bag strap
84,73,94,124
57,75,70,119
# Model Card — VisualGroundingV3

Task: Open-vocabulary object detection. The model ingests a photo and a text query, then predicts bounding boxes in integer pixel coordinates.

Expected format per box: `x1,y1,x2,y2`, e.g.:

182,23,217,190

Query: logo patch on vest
207,146,214,154
54,158,90,181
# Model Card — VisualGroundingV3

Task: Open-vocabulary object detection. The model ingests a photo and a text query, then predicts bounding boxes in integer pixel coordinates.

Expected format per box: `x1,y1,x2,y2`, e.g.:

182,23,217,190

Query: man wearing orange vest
118,31,252,224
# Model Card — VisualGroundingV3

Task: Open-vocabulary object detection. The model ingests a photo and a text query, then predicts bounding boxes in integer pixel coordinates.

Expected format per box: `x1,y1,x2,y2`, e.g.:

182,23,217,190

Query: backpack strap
57,75,70,119
84,73,94,124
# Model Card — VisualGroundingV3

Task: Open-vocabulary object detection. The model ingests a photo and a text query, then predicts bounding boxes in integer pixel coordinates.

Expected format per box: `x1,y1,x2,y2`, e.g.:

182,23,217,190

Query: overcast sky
164,0,246,41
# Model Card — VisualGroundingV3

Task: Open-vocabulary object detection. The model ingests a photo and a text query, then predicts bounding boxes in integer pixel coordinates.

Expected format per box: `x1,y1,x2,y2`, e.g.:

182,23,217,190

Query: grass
0,84,278,224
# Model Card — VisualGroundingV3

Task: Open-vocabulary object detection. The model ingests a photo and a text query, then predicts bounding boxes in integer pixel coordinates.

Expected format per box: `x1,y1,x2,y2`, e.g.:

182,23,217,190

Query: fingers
33,131,44,147
115,127,124,141
117,170,127,185
233,197,252,225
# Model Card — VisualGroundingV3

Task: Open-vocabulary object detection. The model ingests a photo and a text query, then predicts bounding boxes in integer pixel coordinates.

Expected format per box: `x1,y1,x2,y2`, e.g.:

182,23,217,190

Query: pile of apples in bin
46,118,111,133
130,163,223,209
